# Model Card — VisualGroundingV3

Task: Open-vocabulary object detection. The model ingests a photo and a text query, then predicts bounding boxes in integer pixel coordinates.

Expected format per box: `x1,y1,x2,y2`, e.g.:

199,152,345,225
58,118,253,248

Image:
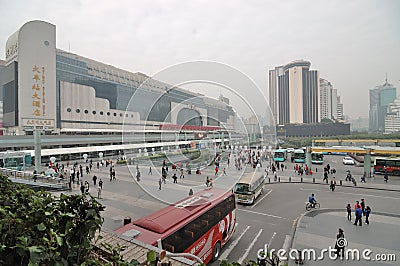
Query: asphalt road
55,153,400,264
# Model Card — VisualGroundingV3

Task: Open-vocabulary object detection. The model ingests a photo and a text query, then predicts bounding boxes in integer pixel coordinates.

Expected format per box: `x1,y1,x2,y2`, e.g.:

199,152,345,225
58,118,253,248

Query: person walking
158,178,162,190
365,206,371,224
148,166,152,175
180,168,185,179
86,165,90,175
223,168,227,176
92,174,97,186
80,182,85,194
360,199,366,215
334,228,345,258
99,179,103,189
384,172,389,183
189,189,193,196
84,180,90,193
97,186,102,199
206,176,210,187
172,173,178,183
323,171,329,183
209,178,213,188
346,203,352,221
112,168,116,180
360,172,366,183
330,180,336,191
136,170,141,181
354,205,363,226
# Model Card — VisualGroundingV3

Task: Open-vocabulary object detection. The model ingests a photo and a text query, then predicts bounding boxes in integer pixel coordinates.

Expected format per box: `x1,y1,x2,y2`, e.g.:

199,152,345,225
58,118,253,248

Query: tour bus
293,149,306,163
234,172,266,205
374,157,400,176
311,152,324,164
273,149,287,162
115,189,236,264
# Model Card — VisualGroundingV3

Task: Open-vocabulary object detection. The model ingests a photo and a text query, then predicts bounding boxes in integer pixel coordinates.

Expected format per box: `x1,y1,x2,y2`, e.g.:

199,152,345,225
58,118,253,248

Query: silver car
342,156,355,165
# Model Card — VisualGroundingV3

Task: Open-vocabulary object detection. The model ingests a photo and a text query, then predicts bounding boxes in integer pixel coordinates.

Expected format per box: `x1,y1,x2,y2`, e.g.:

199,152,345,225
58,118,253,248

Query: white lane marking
299,187,400,200
252,189,273,208
238,209,287,220
220,224,250,260
238,229,263,264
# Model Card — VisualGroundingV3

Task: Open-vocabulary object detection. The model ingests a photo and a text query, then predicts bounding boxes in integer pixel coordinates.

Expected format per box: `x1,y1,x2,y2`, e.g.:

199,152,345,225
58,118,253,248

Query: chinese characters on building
32,65,46,117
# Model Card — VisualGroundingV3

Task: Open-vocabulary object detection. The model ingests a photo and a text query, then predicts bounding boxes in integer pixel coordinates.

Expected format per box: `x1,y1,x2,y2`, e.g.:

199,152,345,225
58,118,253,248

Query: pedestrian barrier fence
0,167,69,189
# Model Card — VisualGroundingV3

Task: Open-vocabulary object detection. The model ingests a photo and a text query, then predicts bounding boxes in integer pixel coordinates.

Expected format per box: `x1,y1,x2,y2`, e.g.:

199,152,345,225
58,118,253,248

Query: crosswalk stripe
220,224,249,260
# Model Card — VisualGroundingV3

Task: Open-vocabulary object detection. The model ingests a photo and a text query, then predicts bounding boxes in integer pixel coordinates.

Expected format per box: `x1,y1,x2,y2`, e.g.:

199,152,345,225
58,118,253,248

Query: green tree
0,174,104,265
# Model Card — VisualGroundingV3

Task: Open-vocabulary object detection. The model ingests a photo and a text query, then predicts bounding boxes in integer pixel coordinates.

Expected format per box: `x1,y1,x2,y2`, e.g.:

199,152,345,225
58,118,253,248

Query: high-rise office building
319,78,343,121
268,66,284,124
369,77,396,132
385,96,400,133
268,60,320,125
336,96,343,120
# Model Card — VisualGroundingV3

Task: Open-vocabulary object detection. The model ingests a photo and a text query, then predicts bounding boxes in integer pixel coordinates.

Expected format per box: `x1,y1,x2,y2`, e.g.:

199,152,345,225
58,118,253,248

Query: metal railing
0,167,69,189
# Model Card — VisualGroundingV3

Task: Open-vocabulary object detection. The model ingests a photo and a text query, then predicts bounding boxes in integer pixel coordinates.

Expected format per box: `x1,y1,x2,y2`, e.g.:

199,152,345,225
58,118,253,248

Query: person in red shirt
354,200,361,210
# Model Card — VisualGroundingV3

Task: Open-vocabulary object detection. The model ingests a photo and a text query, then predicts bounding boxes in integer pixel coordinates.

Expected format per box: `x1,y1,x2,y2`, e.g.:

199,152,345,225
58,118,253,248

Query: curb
287,208,400,266
264,178,400,192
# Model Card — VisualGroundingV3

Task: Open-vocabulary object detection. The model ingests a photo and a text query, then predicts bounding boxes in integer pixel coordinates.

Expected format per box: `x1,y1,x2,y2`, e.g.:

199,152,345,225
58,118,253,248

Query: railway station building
1,20,236,136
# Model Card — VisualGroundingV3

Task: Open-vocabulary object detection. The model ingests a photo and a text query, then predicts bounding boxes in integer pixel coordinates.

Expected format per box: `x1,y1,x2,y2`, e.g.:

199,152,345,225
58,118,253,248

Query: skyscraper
268,60,320,125
268,66,283,124
319,78,342,121
385,96,400,133
369,77,397,132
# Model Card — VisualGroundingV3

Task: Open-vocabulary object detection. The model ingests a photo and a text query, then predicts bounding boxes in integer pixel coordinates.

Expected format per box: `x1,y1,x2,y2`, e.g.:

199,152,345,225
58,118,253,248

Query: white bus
234,172,266,205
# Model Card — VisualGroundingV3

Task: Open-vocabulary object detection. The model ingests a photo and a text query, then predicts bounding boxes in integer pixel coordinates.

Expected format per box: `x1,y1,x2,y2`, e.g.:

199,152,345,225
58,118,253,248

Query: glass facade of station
55,51,234,128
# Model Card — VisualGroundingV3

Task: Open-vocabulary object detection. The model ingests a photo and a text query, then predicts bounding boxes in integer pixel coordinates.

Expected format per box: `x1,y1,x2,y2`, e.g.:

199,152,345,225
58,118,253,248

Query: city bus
115,189,236,263
374,157,400,176
273,149,287,162
234,172,265,205
293,149,305,163
311,152,324,164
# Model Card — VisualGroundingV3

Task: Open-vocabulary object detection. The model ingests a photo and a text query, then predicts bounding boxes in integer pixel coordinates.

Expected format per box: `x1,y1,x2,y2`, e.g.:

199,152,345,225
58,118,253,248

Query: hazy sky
1,0,399,120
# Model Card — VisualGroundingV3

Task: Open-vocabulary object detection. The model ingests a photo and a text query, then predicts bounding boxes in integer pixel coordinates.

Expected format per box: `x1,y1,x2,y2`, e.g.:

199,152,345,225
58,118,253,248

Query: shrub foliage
0,175,104,265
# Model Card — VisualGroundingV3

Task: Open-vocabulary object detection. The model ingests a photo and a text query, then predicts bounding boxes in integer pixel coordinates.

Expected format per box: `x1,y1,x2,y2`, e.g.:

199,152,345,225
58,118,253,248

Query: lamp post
34,130,42,173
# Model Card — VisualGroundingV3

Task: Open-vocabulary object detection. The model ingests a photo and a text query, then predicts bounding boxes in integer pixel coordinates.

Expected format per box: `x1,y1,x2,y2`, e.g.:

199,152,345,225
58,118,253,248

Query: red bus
115,189,236,264
374,157,400,176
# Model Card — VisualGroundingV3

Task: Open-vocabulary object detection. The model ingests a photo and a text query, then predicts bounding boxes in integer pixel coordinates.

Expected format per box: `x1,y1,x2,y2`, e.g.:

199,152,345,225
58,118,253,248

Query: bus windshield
234,183,252,195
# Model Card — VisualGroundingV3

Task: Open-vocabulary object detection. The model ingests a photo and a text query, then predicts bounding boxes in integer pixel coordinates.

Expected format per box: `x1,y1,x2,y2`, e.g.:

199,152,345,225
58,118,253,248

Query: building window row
66,108,135,118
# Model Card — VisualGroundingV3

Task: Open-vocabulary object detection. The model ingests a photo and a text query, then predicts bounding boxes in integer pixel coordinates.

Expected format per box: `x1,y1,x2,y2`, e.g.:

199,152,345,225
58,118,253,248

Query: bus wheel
212,242,221,261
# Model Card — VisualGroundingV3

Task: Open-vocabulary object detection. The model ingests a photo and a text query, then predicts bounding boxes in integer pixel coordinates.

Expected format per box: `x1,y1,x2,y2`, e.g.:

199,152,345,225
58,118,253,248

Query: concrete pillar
221,132,225,148
34,130,42,173
364,148,372,178
306,146,312,169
